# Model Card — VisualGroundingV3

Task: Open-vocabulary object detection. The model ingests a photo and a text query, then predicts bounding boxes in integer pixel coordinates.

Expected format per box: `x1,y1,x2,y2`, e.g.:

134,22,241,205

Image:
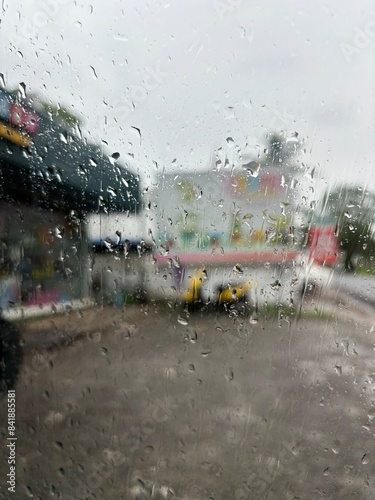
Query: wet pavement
1,302,375,499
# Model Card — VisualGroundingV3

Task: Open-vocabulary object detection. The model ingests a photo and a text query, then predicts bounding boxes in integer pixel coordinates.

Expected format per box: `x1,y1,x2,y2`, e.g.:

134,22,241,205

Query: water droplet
286,131,299,143
172,256,180,268
290,178,298,189
233,264,243,275
243,213,253,220
59,132,68,144
225,107,235,120
160,244,169,256
90,65,98,79
362,454,369,464
270,280,281,290
103,239,112,250
331,440,340,454
178,316,188,326
226,137,234,146
107,187,116,197
18,82,27,99
249,315,258,324
131,125,142,142
188,363,195,372
323,467,330,476
242,160,260,178
334,365,342,376
226,369,234,381
189,331,198,343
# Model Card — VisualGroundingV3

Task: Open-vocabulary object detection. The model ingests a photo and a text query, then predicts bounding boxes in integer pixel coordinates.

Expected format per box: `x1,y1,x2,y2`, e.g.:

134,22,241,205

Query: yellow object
0,123,32,147
183,267,257,305
183,268,206,304
218,282,251,302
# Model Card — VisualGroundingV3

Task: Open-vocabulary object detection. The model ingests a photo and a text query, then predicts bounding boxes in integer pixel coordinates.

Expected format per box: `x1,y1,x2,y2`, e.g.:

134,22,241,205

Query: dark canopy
0,90,140,214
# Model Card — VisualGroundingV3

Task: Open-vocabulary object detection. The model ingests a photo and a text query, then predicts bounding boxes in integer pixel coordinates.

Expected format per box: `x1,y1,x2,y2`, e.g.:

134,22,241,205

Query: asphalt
3,296,375,499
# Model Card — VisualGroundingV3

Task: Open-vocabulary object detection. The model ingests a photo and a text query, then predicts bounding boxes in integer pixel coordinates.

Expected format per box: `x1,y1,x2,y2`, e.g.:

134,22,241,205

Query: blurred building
153,165,304,252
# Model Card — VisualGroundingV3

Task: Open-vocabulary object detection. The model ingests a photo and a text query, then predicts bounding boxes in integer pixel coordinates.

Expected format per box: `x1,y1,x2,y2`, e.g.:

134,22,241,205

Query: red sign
308,227,339,266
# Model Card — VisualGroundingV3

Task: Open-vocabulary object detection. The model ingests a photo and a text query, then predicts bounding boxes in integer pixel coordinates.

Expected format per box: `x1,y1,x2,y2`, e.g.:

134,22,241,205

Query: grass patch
259,303,296,320
354,266,375,277
258,302,337,322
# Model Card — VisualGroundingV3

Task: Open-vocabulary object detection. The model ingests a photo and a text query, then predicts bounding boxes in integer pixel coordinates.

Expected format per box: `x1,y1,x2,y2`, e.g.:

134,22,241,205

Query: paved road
331,273,375,307
1,304,375,499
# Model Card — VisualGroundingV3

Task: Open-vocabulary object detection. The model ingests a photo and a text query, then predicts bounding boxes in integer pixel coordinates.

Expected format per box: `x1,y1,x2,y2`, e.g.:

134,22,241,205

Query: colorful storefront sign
0,90,39,147
156,169,294,252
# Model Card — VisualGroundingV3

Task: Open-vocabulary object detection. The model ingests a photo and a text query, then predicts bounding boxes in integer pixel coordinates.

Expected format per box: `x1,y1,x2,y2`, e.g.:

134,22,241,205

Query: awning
0,90,140,214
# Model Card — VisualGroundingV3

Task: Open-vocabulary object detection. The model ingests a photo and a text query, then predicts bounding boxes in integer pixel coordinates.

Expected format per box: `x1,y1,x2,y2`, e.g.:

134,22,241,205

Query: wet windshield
1,1,375,499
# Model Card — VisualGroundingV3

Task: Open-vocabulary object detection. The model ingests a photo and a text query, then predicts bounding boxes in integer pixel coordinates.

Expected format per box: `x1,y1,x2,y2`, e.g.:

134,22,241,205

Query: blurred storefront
0,88,140,314
0,203,86,311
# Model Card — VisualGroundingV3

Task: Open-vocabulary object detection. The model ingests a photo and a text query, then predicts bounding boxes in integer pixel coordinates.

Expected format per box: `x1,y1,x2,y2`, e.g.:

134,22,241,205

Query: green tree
320,184,375,271
261,131,302,168
40,103,81,128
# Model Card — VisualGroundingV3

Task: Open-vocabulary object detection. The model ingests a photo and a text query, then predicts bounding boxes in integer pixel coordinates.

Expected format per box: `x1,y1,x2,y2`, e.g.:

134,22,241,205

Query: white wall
87,212,155,247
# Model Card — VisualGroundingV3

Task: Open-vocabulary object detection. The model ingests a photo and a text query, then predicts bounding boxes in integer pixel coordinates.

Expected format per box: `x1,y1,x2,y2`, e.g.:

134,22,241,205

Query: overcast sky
2,0,375,195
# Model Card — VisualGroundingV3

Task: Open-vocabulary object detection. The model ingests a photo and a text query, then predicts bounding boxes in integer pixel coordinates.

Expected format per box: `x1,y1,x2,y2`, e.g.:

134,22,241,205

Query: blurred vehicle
181,265,257,317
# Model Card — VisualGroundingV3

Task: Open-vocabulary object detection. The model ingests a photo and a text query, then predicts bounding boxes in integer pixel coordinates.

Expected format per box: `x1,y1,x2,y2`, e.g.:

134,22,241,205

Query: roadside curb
3,298,94,322
19,304,142,353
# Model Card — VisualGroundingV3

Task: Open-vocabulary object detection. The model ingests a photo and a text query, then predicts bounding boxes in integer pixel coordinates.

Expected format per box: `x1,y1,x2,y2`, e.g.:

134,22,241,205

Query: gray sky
2,0,375,194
